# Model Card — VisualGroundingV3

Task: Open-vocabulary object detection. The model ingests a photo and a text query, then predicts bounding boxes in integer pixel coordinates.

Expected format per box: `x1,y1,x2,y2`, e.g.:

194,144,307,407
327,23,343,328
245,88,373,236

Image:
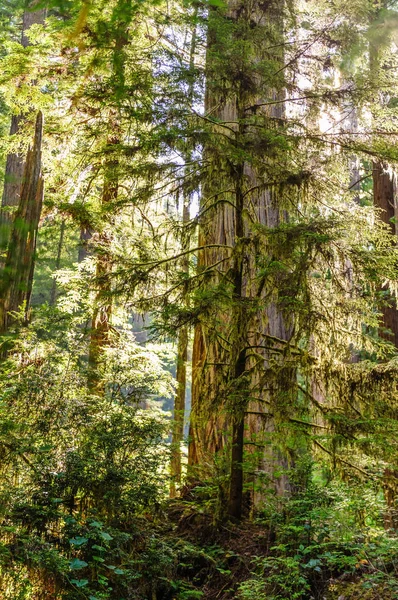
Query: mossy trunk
0,112,44,333
87,146,118,395
170,16,197,496
373,162,398,346
1,8,46,250
170,323,189,497
50,219,66,306
188,0,295,518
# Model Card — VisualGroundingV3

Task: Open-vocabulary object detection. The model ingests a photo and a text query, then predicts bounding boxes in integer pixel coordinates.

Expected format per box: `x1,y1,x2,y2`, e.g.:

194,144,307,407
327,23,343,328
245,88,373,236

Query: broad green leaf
70,579,89,588
69,558,88,570
89,520,103,528
69,537,88,546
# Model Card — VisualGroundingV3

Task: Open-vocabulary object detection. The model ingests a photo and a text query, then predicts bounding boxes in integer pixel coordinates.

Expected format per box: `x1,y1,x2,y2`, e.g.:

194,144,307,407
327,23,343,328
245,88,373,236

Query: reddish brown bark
170,323,189,497
0,112,44,333
87,151,118,394
188,0,294,519
1,8,46,249
373,162,398,347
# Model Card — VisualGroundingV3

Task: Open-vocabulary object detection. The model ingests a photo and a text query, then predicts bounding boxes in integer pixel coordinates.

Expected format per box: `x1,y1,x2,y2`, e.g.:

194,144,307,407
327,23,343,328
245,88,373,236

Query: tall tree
87,129,119,394
188,0,297,519
0,111,44,333
1,5,46,248
373,163,398,346
170,10,198,498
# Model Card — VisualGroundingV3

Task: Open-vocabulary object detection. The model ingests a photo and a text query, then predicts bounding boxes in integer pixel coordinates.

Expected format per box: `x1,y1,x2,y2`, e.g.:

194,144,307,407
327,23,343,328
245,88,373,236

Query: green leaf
93,556,105,562
89,520,103,528
69,537,88,546
92,545,106,552
114,568,125,575
69,558,88,570
70,579,89,588
99,531,113,541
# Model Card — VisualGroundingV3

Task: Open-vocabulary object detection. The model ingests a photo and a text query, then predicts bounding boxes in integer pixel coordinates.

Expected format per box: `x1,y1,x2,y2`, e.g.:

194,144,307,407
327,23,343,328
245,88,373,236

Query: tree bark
170,321,189,497
50,219,66,306
87,5,129,394
78,226,92,263
188,0,295,519
373,162,398,346
370,1,398,524
1,7,46,250
87,144,118,395
169,12,198,497
0,112,44,333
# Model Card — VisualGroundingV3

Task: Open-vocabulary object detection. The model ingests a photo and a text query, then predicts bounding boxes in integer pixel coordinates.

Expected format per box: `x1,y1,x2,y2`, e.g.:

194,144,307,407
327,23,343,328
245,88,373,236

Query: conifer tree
1,4,46,250
0,110,43,333
188,0,298,519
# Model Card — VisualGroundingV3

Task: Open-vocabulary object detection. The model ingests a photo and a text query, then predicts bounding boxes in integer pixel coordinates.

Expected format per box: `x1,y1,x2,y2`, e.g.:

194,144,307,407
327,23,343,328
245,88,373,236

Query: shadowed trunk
87,145,118,395
0,112,44,333
78,226,93,263
1,8,46,250
87,5,129,394
50,219,66,306
373,162,398,347
188,0,295,519
170,14,197,496
369,0,398,527
373,161,398,528
170,321,189,497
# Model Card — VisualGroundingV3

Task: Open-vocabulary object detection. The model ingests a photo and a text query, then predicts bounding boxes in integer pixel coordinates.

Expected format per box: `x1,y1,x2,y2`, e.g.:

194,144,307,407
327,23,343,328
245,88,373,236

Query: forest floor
154,497,398,600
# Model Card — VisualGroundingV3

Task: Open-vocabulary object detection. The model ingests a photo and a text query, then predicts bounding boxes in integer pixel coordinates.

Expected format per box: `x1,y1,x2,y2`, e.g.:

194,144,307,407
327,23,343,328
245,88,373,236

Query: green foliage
2,0,398,597
237,470,398,600
0,295,174,598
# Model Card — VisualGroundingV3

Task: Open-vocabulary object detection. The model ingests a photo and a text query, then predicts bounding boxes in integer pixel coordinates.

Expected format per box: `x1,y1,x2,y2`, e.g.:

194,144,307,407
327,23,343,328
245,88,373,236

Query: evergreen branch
312,438,371,479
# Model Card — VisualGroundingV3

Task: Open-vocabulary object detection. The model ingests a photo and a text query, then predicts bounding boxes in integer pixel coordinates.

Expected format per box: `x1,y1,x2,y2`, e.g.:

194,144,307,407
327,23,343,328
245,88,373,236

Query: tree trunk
373,161,398,527
87,145,118,394
170,196,191,496
370,1,398,524
169,13,197,497
1,7,46,250
188,0,295,519
373,162,398,346
170,322,189,497
0,112,44,333
78,226,93,263
87,6,129,394
50,219,66,306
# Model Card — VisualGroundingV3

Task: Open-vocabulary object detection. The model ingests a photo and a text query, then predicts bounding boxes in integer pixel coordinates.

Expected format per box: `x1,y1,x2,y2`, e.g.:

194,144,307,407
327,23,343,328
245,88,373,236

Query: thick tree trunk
170,195,191,496
373,162,398,346
373,162,398,528
87,10,129,394
0,112,44,333
369,0,398,527
1,8,46,250
188,0,295,519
